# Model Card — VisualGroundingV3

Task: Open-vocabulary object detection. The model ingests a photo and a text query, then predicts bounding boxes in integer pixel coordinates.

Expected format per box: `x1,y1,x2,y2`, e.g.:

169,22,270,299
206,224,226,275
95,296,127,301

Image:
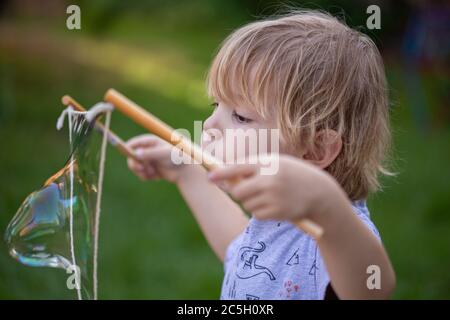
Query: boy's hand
126,134,191,183
208,154,339,222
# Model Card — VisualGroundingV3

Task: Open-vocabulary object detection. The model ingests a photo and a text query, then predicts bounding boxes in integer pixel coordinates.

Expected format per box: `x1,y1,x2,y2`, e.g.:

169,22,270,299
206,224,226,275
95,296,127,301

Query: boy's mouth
201,129,222,149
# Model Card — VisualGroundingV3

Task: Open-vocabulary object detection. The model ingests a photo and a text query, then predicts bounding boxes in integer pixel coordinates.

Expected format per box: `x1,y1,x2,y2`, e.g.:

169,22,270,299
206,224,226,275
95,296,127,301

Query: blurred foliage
0,0,449,299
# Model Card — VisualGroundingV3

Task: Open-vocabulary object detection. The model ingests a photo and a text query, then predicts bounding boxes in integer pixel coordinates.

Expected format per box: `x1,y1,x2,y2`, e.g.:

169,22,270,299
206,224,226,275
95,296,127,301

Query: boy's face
201,100,285,164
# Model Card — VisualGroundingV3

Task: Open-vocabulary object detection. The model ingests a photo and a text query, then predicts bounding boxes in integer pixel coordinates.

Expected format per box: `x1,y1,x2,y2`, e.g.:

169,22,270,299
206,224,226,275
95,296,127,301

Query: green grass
0,10,449,299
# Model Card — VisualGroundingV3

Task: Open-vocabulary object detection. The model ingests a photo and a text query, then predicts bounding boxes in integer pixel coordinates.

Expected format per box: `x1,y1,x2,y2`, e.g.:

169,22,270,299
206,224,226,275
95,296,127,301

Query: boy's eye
210,102,218,108
232,111,252,124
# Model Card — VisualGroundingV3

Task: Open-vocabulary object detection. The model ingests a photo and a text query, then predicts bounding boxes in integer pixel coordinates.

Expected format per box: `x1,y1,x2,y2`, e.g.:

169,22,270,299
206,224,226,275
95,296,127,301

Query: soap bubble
5,109,109,300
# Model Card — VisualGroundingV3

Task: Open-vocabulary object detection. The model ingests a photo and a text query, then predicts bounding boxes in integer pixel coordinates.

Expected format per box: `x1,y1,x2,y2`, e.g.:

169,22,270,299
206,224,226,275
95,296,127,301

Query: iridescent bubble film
5,110,106,300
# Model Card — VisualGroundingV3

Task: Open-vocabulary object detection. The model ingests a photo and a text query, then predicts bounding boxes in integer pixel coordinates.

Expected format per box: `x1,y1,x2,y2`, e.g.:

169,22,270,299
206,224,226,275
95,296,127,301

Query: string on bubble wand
60,96,136,300
57,101,114,300
67,107,81,300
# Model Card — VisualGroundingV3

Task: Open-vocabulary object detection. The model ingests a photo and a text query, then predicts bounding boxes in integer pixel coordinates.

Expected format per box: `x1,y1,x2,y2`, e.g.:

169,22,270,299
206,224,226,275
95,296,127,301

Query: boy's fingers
136,146,170,162
208,163,257,183
241,193,268,212
143,171,159,181
252,205,275,220
136,166,159,181
127,154,162,181
126,134,159,149
228,176,262,201
128,157,144,171
134,167,148,181
143,166,156,177
128,161,148,180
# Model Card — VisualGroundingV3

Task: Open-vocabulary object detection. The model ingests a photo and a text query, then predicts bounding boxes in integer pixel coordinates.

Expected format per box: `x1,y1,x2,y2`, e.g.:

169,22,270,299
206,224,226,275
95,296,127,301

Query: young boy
126,10,396,300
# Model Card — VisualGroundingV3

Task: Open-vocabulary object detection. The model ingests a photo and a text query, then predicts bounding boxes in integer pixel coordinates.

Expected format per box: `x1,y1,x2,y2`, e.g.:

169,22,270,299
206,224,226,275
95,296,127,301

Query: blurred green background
0,0,449,299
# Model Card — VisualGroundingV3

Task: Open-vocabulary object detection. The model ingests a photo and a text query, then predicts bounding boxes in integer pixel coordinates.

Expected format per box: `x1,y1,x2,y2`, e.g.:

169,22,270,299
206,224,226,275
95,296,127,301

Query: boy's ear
303,129,342,169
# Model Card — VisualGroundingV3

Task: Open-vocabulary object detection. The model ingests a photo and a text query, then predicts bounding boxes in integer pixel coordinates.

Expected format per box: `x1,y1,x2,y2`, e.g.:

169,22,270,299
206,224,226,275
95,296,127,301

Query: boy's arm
176,164,249,262
297,185,396,299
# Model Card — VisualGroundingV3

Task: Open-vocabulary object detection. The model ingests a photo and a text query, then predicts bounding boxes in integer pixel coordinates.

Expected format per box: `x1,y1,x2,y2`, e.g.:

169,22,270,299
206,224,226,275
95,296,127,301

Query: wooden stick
61,95,139,161
103,89,220,171
104,88,324,239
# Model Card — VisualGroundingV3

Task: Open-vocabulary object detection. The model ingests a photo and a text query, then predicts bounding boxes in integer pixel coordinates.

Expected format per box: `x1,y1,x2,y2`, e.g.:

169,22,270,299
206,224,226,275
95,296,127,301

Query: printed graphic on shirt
309,246,319,291
278,279,300,299
236,241,276,281
220,202,379,300
228,280,236,299
309,260,318,276
224,269,230,286
286,248,300,266
246,294,260,300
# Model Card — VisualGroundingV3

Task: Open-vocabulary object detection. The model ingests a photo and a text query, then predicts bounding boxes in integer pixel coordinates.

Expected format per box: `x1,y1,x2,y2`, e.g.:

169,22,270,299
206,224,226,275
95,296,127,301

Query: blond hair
206,10,392,200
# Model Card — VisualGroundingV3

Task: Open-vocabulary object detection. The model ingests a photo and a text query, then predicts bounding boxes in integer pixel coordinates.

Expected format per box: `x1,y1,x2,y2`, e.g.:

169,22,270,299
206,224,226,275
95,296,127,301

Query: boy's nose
202,111,225,148
203,112,221,132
